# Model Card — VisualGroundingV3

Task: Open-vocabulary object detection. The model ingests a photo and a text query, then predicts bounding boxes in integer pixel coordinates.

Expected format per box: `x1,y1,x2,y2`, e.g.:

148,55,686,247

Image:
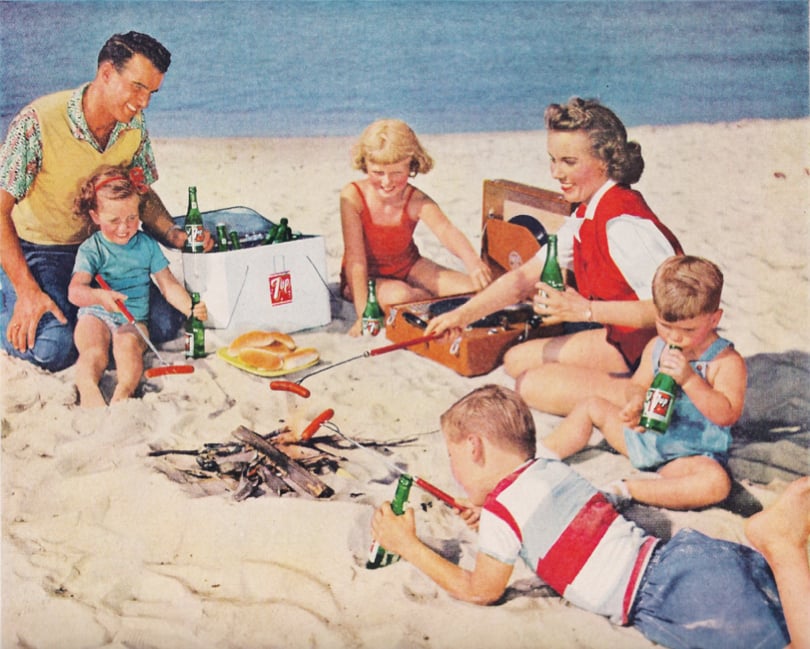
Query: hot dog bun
260,341,292,356
238,347,285,371
282,347,319,371
228,330,296,356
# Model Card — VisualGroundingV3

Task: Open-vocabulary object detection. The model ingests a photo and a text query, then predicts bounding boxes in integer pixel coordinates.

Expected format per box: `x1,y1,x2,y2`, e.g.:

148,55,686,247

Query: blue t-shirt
72,231,169,322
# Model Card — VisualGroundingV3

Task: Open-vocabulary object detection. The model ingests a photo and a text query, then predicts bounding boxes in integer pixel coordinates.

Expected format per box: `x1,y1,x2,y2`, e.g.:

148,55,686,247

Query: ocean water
1,0,808,137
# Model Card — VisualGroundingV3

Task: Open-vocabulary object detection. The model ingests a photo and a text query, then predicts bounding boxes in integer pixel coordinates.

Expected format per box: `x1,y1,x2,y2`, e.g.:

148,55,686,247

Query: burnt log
232,426,334,499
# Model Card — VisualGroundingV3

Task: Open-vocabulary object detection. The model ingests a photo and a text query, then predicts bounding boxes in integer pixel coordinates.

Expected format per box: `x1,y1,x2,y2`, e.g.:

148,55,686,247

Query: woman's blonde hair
652,255,724,321
351,119,434,175
441,384,536,459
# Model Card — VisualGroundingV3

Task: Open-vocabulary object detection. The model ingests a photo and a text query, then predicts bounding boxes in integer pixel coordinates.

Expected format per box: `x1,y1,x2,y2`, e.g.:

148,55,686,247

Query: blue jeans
631,529,789,649
0,240,185,372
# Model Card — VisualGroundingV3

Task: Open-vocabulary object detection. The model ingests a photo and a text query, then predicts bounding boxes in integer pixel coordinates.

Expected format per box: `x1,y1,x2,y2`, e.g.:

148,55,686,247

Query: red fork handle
95,274,135,323
367,333,439,357
414,476,465,510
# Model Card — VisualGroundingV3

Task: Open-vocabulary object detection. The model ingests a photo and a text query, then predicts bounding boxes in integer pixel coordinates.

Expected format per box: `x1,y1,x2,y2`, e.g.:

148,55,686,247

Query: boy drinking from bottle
541,255,746,510
372,385,796,649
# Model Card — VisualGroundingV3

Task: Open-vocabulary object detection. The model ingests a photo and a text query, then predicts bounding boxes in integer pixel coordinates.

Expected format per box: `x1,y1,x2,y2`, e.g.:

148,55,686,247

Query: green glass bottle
361,278,385,336
540,234,564,291
273,217,292,243
366,474,413,569
228,231,241,250
638,346,681,432
529,234,564,328
215,223,229,252
262,221,280,245
184,292,205,358
184,186,205,253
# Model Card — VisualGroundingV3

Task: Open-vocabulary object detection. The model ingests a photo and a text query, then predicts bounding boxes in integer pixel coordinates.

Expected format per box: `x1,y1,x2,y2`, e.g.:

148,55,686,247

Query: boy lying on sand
372,385,806,649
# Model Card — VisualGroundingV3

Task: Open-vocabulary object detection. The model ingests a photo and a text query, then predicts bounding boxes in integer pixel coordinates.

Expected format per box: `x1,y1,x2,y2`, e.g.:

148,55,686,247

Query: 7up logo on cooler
268,271,293,306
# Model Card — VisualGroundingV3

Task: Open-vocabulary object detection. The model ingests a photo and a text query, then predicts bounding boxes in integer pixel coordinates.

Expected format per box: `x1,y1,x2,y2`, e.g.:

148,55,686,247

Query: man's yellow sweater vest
13,89,142,245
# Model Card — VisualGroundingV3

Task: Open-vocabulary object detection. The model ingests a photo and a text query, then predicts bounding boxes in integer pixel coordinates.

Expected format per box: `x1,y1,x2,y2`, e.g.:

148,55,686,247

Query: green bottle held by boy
367,474,412,569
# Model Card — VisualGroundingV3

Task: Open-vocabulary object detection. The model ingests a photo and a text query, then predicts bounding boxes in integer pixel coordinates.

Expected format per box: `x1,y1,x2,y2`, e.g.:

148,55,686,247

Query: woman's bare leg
505,328,631,415
746,476,810,649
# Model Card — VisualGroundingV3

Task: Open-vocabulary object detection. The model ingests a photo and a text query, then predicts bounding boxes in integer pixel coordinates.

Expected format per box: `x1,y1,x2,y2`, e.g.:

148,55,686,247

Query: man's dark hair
98,31,171,74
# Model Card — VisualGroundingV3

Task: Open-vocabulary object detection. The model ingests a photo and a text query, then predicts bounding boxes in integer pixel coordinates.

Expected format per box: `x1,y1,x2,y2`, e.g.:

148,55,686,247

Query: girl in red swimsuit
340,119,492,336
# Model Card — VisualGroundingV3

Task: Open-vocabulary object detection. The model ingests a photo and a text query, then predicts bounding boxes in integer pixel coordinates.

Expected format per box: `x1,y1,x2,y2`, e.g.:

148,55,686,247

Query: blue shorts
630,529,788,649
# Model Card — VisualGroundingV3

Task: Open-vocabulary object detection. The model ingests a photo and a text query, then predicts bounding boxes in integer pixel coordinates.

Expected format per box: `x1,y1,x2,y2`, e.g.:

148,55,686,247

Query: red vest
573,184,683,369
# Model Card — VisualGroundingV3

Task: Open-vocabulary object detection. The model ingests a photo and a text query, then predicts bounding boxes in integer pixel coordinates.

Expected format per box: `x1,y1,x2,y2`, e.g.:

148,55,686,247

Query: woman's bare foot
746,476,810,560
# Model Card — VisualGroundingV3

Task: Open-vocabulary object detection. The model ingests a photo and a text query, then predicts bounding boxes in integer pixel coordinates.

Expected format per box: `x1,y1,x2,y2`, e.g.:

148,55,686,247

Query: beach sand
2,118,809,648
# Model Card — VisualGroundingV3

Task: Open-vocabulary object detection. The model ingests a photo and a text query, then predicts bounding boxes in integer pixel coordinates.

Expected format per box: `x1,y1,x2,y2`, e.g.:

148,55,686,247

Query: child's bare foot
110,387,136,404
746,476,810,560
77,382,107,409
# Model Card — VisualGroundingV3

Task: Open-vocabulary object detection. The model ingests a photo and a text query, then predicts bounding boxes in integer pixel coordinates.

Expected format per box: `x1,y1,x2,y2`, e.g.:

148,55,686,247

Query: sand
2,118,809,648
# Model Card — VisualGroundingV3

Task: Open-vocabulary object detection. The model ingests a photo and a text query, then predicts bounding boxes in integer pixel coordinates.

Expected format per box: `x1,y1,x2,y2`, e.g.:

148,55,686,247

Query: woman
426,98,682,415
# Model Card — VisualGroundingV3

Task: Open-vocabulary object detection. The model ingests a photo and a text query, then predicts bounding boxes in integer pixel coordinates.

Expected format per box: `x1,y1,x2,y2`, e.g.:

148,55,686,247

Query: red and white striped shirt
479,458,659,624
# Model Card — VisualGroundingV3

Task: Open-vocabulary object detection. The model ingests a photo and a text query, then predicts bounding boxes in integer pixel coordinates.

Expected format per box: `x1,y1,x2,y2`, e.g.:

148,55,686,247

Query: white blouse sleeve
606,216,679,299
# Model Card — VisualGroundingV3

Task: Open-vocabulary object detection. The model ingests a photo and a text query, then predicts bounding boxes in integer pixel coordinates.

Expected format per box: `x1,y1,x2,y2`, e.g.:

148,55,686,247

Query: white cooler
165,207,331,334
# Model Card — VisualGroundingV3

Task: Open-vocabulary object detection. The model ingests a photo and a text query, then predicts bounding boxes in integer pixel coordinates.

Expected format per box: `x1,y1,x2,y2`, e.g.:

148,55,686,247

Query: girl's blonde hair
351,119,434,175
73,164,143,220
441,384,536,459
652,255,724,322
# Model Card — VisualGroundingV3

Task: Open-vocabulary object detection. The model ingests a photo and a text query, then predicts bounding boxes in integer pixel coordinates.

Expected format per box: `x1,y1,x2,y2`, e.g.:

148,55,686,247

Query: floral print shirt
0,84,158,200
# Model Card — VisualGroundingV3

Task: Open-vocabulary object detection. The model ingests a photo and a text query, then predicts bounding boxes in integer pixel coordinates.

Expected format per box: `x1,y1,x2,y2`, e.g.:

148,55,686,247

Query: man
0,31,211,371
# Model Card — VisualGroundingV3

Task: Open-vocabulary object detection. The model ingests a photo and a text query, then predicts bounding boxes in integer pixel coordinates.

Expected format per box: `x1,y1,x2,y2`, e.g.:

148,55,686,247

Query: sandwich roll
282,347,319,371
238,347,285,371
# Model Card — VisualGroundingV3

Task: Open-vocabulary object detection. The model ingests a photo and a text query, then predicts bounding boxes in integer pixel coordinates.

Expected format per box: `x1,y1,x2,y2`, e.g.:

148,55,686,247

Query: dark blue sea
1,1,808,137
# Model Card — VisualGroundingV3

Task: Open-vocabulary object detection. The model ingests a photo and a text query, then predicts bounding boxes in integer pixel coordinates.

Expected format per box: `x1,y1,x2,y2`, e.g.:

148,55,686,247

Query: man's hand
164,225,214,252
6,286,66,352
